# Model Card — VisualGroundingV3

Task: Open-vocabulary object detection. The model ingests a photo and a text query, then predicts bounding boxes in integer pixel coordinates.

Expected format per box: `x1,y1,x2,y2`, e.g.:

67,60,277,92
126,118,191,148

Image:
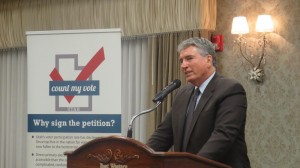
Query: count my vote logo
49,47,105,112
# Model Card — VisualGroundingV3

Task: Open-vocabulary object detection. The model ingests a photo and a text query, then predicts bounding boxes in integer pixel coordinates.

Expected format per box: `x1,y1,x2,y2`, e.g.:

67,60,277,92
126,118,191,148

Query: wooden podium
64,136,231,168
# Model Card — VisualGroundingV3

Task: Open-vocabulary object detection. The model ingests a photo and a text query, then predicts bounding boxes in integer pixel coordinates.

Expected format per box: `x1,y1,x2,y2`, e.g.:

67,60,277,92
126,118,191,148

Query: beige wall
216,0,300,167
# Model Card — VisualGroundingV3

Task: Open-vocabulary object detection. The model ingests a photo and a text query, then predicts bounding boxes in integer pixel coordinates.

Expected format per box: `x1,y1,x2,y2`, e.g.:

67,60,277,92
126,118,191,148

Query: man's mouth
185,71,192,76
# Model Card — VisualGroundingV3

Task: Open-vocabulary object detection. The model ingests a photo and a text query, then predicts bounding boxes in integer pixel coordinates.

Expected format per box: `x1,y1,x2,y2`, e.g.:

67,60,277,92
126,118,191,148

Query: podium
64,136,231,168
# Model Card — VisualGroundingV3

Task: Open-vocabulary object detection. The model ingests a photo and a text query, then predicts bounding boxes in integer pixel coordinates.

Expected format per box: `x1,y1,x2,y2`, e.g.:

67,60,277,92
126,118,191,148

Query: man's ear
206,55,212,63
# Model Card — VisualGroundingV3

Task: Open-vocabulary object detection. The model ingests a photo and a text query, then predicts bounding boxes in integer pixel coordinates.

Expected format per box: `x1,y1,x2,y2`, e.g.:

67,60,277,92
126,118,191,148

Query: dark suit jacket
147,74,251,168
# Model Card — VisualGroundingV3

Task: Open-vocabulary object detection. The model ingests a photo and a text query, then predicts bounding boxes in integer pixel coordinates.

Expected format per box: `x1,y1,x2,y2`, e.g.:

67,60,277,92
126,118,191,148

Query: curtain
0,48,27,168
121,37,149,142
146,30,210,134
0,0,216,49
200,0,217,30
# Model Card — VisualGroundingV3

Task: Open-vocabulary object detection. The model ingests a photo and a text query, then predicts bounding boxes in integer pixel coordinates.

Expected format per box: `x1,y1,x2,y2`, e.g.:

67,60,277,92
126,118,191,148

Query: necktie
182,88,201,151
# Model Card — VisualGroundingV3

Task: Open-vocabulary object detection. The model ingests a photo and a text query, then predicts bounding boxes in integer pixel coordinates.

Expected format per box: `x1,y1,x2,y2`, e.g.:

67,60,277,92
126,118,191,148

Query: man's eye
186,56,193,61
180,56,193,64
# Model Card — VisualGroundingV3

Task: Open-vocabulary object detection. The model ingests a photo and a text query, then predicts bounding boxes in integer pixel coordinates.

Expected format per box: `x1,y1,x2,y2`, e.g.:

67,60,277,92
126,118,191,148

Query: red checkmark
50,47,105,103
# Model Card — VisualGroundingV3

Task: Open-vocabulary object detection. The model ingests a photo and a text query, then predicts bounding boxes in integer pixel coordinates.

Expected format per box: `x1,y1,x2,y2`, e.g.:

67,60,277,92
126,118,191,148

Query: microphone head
172,79,181,88
152,79,181,103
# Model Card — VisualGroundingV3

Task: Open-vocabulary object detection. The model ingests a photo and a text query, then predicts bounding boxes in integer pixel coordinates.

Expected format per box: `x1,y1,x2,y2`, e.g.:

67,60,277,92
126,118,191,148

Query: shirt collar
195,71,215,93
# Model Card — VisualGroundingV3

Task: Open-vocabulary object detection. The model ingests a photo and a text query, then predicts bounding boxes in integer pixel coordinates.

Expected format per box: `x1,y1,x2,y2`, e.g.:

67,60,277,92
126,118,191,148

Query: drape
0,0,216,49
0,48,27,168
121,37,149,142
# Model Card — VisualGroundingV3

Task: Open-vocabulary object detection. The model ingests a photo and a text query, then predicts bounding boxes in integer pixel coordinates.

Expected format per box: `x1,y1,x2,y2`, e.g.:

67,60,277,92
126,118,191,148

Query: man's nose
181,60,188,69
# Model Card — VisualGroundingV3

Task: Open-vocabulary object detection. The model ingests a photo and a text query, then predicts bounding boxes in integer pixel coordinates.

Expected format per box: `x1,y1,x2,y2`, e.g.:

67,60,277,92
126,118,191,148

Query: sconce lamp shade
231,16,249,34
256,15,274,32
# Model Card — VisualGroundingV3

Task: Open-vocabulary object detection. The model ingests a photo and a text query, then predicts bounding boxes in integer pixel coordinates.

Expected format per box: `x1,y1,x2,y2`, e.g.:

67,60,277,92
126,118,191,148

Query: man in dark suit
147,37,251,167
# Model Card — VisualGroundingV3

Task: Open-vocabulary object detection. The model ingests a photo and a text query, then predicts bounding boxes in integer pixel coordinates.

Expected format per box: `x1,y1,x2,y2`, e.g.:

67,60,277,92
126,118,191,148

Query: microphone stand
127,101,162,138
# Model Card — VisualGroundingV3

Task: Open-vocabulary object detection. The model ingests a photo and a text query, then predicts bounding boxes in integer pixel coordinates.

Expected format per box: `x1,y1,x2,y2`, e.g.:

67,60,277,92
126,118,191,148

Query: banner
26,29,122,168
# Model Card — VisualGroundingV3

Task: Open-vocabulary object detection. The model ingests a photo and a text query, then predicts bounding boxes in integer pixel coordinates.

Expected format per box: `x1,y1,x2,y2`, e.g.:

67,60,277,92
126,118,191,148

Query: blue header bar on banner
28,114,121,133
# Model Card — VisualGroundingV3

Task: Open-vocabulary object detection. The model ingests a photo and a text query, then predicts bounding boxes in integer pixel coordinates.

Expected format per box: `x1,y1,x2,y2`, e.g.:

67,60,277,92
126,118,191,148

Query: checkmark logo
49,47,105,103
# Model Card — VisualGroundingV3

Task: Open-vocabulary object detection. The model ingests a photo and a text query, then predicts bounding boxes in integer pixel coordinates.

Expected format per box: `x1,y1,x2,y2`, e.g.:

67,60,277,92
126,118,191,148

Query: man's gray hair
177,37,217,67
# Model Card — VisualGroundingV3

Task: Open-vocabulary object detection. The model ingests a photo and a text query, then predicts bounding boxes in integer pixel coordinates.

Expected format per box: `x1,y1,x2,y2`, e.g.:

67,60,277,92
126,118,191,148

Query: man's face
179,46,212,86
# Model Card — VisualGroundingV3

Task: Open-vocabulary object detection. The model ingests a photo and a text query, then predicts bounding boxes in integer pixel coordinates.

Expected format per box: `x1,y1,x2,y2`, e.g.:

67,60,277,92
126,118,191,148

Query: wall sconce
231,15,274,83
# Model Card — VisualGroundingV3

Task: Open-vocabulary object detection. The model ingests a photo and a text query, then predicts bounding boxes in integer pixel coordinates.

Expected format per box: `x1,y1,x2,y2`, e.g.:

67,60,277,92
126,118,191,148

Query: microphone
127,101,161,138
127,79,181,138
152,79,181,103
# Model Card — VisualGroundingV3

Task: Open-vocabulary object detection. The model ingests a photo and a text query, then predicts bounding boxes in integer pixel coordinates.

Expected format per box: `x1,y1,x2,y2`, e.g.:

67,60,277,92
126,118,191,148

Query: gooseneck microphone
152,79,181,103
127,101,161,138
127,79,181,138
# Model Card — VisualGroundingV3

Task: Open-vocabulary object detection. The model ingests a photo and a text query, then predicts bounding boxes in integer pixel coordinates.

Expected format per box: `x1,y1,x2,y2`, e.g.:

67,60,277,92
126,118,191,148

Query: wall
216,0,300,167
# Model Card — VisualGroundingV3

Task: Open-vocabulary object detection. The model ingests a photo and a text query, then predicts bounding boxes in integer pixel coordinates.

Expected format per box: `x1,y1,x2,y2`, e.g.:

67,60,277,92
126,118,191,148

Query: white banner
26,29,122,168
